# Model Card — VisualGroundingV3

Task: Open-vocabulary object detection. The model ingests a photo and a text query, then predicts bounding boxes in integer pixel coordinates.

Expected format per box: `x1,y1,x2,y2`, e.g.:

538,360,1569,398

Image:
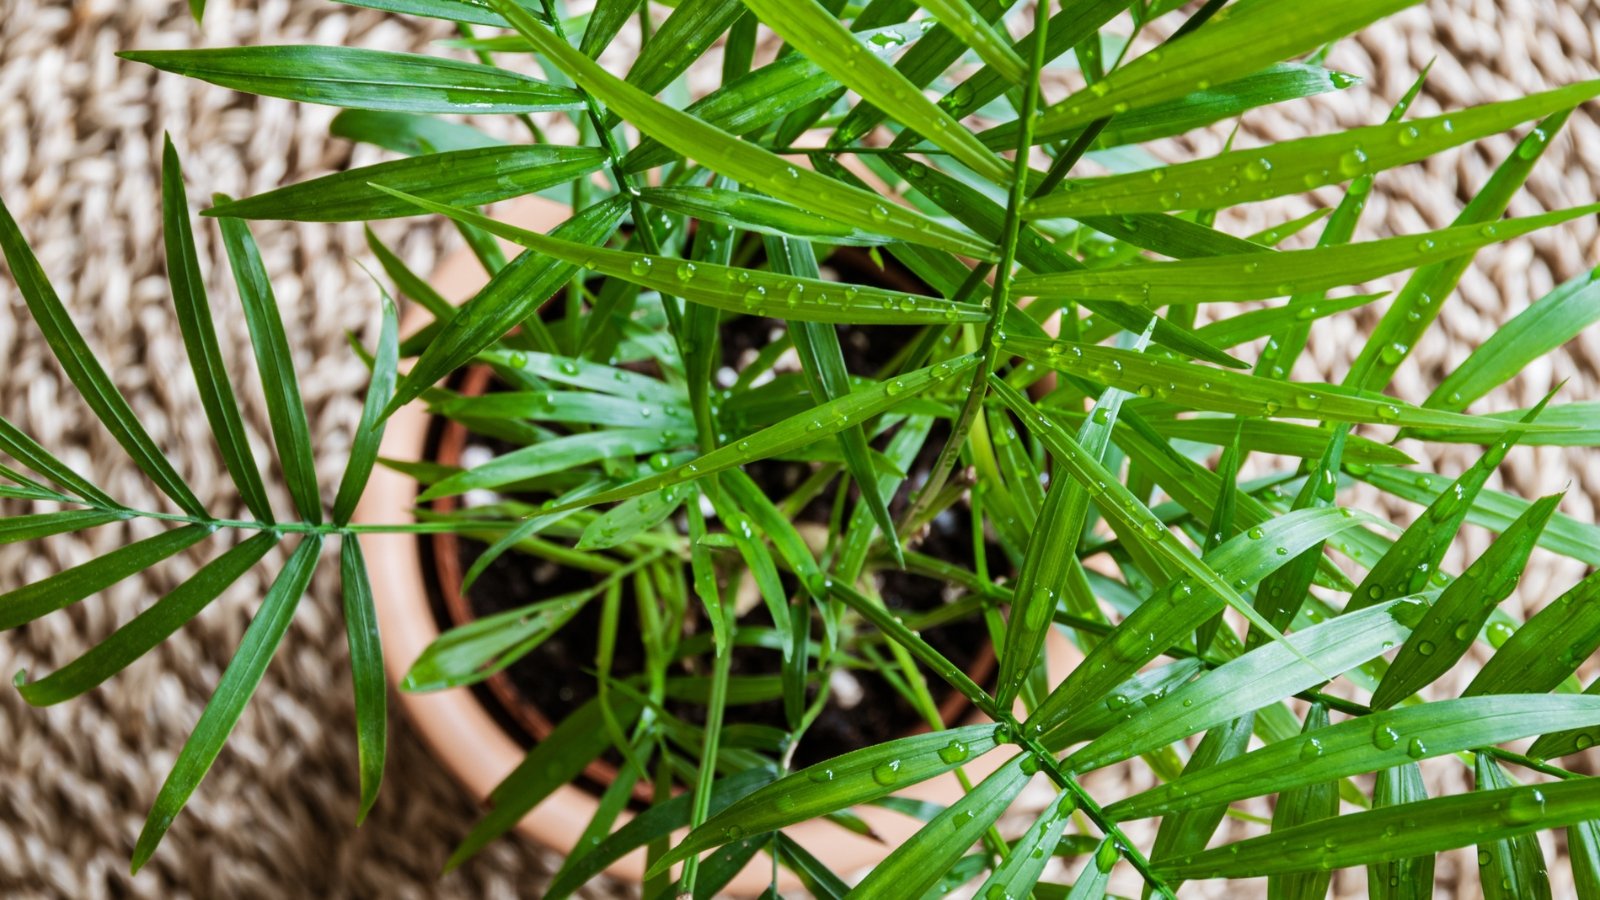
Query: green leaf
527,354,980,514
216,206,323,524
1030,505,1375,743
1570,818,1600,900
0,509,124,546
0,195,208,518
447,691,644,870
378,186,989,326
1475,755,1553,900
340,537,385,825
1013,204,1600,304
775,833,851,900
1023,0,1422,140
849,752,1034,899
1108,696,1600,820
118,46,582,114
15,533,278,706
973,788,1077,900
741,0,1008,184
1028,86,1595,216
915,0,1028,85
1267,703,1338,900
1128,416,1409,466
1063,597,1420,773
131,534,323,873
0,525,211,631
1368,763,1435,900
1466,569,1600,696
207,146,606,222
1092,63,1357,148
1062,839,1118,899
333,0,549,27
1250,428,1348,637
1147,714,1254,878
1191,292,1384,349
331,109,504,156
1353,463,1600,567
577,486,687,550
651,724,1003,873
1347,109,1573,392
1154,776,1600,880
1370,492,1562,709
433,390,693,429
385,197,629,417
162,138,274,524
546,766,777,899
1010,336,1543,433
1042,660,1206,749
333,298,398,526
483,0,994,258
0,415,120,509
417,427,677,501
1406,402,1600,446
1426,267,1600,411
639,186,896,245
402,590,589,692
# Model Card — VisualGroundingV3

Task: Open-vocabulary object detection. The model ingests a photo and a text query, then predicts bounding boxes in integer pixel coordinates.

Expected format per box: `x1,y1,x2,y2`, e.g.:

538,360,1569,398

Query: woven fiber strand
0,1,1595,898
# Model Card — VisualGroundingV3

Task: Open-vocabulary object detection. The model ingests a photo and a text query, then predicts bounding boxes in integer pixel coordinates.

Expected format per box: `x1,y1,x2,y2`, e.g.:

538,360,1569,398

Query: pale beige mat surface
0,1,1595,897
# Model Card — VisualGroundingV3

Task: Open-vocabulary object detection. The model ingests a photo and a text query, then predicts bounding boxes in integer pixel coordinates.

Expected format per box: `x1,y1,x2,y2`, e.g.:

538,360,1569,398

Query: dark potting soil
424,247,1001,780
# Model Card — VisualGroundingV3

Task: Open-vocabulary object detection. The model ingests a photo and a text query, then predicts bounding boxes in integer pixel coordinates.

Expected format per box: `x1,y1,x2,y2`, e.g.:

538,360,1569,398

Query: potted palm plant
3,0,1600,896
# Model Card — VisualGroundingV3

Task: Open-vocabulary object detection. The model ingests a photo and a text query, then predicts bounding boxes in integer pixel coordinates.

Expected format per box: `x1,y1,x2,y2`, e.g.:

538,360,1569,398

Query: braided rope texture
0,1,1595,897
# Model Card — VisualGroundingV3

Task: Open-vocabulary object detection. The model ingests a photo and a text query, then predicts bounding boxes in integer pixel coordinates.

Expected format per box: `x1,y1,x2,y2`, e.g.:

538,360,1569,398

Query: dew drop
629,257,653,277
872,760,902,785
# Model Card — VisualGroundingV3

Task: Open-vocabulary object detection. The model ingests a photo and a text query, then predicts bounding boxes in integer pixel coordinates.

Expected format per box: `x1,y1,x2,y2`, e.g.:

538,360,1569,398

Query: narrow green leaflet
417,427,676,501
1347,110,1573,392
119,46,582,114
385,197,629,417
0,416,120,509
0,525,211,631
741,0,1008,184
1426,267,1600,411
434,391,693,429
1027,84,1597,216
401,591,588,691
1092,64,1357,148
216,206,323,524
848,753,1034,899
332,298,398,526
1570,819,1600,900
1042,660,1205,750
992,376,1313,710
16,533,279,706
162,138,273,523
1155,777,1600,880
447,692,643,870
529,355,980,514
0,196,207,518
1348,395,1552,611
1192,292,1383,349
131,535,323,873
619,0,747,100
333,0,549,27
1267,704,1338,900
1369,763,1435,900
1014,204,1600,303
638,186,897,245
578,486,687,550
207,146,606,222
776,833,851,900
1370,493,1561,709
1107,697,1600,819
1466,569,1600,696
973,788,1076,900
1353,463,1600,567
1022,0,1422,140
1407,402,1600,446
1064,598,1420,773
378,187,988,326
1007,336,1513,432
340,537,385,824
651,724,1003,872
915,0,1027,85
483,0,994,258
331,110,504,156
1135,416,1409,465
1146,717,1252,883
1475,756,1553,900
0,510,124,546
546,766,777,900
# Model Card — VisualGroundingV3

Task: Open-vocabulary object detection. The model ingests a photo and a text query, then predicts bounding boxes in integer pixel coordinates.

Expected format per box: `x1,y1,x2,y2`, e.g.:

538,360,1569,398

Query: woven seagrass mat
0,1,1596,897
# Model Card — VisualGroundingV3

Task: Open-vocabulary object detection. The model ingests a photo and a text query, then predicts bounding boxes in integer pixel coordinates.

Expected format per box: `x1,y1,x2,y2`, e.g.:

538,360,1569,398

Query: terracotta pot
355,196,1074,894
